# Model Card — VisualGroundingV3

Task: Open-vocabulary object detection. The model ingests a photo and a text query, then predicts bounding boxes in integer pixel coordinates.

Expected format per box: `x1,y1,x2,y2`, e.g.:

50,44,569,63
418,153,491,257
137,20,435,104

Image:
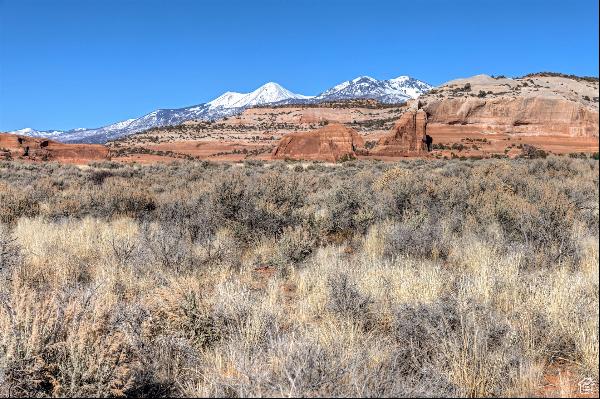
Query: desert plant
327,272,372,322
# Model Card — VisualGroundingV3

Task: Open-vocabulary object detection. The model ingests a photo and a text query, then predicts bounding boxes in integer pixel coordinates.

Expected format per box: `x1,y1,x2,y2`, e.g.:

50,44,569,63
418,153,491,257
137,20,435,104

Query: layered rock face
371,105,427,156
424,96,598,137
420,74,599,138
272,123,365,162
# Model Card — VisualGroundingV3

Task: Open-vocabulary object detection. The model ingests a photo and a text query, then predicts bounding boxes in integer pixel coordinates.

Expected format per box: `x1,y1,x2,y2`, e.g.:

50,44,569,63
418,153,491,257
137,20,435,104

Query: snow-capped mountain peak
239,82,311,107
208,82,311,109
352,75,377,83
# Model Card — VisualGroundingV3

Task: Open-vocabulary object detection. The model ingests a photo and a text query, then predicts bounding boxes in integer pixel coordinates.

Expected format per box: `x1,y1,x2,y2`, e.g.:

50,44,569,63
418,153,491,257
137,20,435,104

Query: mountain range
9,76,432,143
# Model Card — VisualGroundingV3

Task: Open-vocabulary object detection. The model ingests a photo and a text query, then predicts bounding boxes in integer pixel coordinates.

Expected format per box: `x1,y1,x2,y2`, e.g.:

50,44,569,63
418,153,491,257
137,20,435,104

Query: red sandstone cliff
420,74,599,138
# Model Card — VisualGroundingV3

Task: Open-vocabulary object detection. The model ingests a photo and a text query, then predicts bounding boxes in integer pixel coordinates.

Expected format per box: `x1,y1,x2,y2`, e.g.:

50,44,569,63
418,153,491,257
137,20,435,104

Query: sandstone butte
0,133,109,164
419,74,599,138
272,123,365,162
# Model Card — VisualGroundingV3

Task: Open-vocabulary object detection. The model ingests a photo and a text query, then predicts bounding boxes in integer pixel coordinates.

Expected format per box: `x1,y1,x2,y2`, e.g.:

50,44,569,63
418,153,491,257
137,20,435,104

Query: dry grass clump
0,157,598,397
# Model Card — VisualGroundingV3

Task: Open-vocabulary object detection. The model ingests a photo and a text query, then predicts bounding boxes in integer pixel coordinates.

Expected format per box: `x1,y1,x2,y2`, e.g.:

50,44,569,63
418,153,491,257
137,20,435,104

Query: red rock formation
0,133,109,163
371,107,428,156
420,74,599,138
272,123,364,162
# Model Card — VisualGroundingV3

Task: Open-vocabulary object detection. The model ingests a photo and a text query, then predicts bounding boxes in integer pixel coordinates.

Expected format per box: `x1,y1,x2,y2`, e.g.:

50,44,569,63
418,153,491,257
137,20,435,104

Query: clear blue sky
1,0,598,131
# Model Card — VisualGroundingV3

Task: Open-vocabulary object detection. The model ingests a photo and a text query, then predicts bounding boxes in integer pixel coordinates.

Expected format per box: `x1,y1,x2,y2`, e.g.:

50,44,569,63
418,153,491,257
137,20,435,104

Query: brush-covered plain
0,157,598,397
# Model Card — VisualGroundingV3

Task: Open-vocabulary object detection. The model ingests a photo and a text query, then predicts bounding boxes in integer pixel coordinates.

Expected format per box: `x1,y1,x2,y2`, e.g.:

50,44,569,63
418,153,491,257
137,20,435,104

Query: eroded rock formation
272,123,365,162
371,102,428,156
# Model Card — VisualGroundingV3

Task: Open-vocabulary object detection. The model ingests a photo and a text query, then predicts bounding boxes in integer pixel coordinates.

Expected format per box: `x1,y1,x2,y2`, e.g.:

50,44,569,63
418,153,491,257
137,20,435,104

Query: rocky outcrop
371,102,428,156
0,133,109,163
272,123,364,162
420,74,599,138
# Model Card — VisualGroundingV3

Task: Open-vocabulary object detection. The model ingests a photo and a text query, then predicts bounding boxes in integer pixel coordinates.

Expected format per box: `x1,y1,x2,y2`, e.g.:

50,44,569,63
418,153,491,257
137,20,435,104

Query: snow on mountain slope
207,91,247,108
317,76,379,98
315,75,432,103
10,76,430,143
208,82,312,109
11,127,68,139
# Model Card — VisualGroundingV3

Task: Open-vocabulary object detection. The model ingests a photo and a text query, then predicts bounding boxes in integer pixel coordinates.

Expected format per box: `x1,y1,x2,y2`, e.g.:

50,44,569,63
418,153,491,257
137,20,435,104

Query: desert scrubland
0,156,598,397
